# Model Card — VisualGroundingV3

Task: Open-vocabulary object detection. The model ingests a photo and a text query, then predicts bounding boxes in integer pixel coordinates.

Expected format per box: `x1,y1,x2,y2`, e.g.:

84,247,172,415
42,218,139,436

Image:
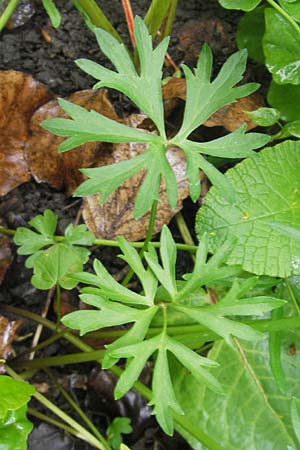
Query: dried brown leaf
0,316,22,366
0,71,54,195
162,77,186,118
204,93,264,131
0,218,12,283
82,114,189,241
26,89,119,195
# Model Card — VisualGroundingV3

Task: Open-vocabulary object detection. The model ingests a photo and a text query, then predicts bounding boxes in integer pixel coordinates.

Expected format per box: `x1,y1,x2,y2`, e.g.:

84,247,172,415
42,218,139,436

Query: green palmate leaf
14,209,57,254
117,236,157,301
0,405,34,450
31,243,90,290
174,43,259,140
247,107,281,126
41,17,268,215
236,6,266,63
182,125,269,158
29,208,57,236
75,144,177,220
42,0,61,28
267,81,300,122
42,98,161,152
196,140,300,277
14,227,54,255
218,0,262,11
172,297,280,346
64,223,94,245
14,210,93,290
145,226,178,299
107,417,132,450
61,292,157,335
111,333,220,436
173,336,300,449
263,8,300,84
0,376,35,419
75,16,168,136
71,257,154,306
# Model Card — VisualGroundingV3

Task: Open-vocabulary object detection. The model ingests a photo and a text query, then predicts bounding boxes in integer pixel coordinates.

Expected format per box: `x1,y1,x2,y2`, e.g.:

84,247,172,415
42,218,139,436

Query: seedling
42,16,269,219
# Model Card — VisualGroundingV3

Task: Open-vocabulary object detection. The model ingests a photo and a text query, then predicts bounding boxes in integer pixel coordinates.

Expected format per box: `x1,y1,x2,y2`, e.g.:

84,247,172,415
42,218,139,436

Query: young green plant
41,16,269,220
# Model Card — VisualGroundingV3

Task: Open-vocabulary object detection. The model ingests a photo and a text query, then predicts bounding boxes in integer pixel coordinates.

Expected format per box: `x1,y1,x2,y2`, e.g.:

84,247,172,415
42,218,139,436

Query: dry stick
121,0,135,48
29,287,54,360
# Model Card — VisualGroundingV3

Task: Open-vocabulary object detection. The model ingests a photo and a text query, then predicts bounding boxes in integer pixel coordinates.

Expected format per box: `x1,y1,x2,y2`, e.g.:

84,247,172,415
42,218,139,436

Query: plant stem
122,199,158,286
0,0,19,32
266,0,300,34
0,225,197,253
285,277,300,315
71,0,122,42
5,366,107,450
175,211,196,262
56,283,61,325
12,348,106,370
160,0,178,39
28,407,84,438
45,368,110,449
4,304,300,348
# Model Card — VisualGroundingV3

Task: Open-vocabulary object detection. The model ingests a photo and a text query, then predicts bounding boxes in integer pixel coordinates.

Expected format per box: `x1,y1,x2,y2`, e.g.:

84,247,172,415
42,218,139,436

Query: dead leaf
0,70,54,195
162,77,186,118
204,93,264,131
0,218,12,283
26,89,119,195
82,114,189,241
0,316,22,370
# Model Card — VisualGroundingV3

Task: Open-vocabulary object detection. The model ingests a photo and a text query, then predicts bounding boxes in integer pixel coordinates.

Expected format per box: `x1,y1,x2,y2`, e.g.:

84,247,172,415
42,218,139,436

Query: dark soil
0,1,242,449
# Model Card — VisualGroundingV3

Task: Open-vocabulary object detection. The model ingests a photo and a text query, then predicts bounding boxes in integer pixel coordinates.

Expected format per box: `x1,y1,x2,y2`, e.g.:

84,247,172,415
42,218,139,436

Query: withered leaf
82,114,189,241
0,70,54,195
0,316,22,369
26,89,119,195
204,93,264,131
0,218,12,283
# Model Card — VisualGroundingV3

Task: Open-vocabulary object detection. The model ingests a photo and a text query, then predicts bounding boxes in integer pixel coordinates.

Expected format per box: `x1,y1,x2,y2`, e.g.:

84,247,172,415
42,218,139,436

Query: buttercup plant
42,16,270,219
61,225,285,435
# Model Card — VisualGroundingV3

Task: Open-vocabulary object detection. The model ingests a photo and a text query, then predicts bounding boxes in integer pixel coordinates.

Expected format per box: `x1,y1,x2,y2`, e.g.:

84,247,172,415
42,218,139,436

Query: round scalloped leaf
196,140,300,277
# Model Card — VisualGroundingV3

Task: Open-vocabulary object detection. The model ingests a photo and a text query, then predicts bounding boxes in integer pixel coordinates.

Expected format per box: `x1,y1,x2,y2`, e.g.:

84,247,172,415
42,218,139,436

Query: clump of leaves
61,225,285,435
13,209,94,290
41,16,269,219
222,1,300,140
